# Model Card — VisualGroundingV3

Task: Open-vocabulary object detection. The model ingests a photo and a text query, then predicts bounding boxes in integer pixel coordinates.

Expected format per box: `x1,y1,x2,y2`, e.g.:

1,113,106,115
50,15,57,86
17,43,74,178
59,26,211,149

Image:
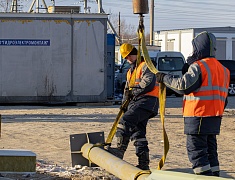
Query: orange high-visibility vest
127,61,159,97
183,58,230,117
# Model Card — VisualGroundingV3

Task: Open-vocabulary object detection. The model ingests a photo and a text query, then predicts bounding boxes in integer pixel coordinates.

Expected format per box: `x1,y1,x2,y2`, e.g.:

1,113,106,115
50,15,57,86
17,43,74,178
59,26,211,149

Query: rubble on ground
0,160,118,180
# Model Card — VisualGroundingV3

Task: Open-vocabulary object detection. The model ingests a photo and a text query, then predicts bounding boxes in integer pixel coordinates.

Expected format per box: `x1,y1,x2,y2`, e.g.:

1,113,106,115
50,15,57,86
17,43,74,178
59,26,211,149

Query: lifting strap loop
137,19,169,170
134,170,151,180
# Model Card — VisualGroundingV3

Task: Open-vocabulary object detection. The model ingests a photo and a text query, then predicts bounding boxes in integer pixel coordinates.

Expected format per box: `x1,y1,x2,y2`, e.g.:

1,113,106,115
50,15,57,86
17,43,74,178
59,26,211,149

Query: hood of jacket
192,31,216,60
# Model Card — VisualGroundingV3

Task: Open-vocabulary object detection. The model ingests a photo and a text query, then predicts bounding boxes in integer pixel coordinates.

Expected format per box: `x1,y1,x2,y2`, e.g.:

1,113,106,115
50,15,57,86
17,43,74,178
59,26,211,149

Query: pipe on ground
81,143,150,180
81,143,233,180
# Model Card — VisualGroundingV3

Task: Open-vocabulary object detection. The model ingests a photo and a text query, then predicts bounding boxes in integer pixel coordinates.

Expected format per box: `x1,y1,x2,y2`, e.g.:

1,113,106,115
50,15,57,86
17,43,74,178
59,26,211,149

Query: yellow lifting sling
137,17,169,170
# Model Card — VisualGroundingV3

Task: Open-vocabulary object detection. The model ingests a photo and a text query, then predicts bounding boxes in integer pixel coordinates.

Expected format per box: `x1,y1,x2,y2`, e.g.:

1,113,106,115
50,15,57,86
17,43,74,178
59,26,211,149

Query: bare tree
0,0,11,12
108,12,151,45
107,13,138,44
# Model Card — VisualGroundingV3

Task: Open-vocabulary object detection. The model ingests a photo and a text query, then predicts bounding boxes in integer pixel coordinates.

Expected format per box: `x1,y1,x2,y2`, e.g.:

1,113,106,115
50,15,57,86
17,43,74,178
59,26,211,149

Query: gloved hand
182,63,189,75
156,72,166,83
120,103,128,112
126,90,134,100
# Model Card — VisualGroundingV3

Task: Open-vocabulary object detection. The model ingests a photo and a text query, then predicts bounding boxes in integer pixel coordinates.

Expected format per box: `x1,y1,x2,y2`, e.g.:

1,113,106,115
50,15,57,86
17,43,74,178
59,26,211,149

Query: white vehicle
115,51,186,96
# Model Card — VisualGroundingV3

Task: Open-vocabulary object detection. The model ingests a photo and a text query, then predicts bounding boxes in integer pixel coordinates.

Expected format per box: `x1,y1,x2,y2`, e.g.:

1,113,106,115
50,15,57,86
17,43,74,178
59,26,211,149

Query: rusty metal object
133,0,149,14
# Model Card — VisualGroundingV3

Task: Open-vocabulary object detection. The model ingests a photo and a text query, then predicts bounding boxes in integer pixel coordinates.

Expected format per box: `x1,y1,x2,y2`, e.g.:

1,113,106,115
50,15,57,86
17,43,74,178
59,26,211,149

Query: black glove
126,89,134,100
120,103,128,112
182,63,189,75
156,72,166,83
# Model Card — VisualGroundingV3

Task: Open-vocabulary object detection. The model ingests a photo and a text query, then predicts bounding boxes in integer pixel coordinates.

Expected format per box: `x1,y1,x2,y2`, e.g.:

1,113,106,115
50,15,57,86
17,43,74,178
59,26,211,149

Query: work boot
196,170,213,176
107,136,130,159
212,171,220,177
136,151,150,170
106,146,125,159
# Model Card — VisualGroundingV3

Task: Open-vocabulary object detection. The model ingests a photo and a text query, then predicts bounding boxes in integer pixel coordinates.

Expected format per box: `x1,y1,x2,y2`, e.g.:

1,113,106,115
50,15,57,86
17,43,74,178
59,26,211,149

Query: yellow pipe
81,143,150,180
148,170,234,180
81,143,234,180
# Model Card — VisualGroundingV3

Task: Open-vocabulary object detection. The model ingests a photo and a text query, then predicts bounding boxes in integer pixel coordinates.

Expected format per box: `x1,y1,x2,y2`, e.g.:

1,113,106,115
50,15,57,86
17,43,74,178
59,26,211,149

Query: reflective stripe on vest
127,61,159,97
183,58,230,117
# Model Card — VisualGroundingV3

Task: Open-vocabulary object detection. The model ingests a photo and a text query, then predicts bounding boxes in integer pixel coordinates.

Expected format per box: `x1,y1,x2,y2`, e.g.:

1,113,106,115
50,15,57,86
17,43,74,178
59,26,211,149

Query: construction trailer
0,13,115,104
154,26,235,60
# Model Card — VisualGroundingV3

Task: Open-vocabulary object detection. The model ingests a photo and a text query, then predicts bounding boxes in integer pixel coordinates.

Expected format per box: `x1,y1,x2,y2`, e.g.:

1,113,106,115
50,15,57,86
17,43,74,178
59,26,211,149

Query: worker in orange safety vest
156,31,230,176
108,43,159,170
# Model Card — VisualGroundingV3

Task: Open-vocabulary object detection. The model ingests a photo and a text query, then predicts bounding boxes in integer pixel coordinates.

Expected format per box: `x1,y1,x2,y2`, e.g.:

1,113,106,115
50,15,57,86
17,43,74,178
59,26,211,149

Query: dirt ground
0,96,234,179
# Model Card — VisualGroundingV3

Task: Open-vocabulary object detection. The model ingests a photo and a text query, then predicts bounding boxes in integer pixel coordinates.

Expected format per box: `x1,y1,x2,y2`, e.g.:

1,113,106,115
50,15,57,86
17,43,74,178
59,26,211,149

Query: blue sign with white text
0,39,50,46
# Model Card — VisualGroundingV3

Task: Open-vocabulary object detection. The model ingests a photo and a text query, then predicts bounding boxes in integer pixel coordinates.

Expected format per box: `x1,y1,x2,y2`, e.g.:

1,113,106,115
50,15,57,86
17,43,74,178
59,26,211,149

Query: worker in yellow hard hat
120,43,135,59
109,43,159,170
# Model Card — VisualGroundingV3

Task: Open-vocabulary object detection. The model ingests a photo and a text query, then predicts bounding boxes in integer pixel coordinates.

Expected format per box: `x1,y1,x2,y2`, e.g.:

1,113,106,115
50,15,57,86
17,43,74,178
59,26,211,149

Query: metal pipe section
81,143,233,180
81,143,150,180
148,169,234,180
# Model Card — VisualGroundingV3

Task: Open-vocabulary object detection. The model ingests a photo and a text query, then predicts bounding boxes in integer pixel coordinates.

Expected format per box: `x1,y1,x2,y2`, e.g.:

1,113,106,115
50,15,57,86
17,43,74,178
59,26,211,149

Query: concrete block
0,149,36,173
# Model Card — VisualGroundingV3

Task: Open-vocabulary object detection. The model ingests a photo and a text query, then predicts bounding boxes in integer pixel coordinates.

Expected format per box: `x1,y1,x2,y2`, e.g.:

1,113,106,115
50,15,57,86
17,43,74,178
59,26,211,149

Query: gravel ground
0,96,234,180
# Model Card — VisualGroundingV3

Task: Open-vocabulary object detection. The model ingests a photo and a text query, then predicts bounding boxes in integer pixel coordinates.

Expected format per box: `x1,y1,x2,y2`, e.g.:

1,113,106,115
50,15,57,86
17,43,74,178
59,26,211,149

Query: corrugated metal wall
0,13,113,104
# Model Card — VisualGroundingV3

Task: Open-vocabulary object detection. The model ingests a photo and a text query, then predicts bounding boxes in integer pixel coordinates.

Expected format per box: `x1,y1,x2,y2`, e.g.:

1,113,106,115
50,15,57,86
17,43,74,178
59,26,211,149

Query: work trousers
116,106,154,155
187,134,219,175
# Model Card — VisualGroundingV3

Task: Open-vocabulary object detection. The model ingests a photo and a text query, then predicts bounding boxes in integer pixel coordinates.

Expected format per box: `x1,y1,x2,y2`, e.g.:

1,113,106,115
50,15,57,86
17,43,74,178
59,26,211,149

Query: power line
17,0,235,32
101,0,235,31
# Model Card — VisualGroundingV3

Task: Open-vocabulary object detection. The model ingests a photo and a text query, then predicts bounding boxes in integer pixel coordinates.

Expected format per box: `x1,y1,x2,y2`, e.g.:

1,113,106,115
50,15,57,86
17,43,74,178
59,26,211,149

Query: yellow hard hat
120,43,135,58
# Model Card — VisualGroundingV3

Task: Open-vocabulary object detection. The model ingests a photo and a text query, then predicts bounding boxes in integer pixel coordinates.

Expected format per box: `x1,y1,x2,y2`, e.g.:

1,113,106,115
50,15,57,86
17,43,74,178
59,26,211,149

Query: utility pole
97,0,102,13
10,0,18,12
118,12,121,41
150,0,154,45
95,0,121,44
84,0,87,13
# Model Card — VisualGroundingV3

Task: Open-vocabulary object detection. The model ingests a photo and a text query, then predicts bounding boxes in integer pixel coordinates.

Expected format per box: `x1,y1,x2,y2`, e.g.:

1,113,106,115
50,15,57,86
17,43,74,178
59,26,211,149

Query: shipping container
0,13,114,103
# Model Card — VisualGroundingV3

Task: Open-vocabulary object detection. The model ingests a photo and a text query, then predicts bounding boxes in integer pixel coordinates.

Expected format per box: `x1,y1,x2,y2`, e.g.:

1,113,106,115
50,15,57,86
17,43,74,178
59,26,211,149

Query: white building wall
213,33,234,60
167,33,180,51
181,32,194,58
155,30,194,59
155,29,235,60
154,32,165,50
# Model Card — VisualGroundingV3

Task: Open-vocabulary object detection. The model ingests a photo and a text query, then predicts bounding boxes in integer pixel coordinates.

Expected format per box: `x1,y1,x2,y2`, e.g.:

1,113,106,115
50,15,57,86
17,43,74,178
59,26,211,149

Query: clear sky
20,0,235,32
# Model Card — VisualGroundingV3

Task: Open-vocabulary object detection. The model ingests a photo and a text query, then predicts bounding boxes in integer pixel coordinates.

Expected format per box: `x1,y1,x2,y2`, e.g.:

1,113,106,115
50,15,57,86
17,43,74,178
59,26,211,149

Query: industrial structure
1,0,234,179
0,13,115,104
